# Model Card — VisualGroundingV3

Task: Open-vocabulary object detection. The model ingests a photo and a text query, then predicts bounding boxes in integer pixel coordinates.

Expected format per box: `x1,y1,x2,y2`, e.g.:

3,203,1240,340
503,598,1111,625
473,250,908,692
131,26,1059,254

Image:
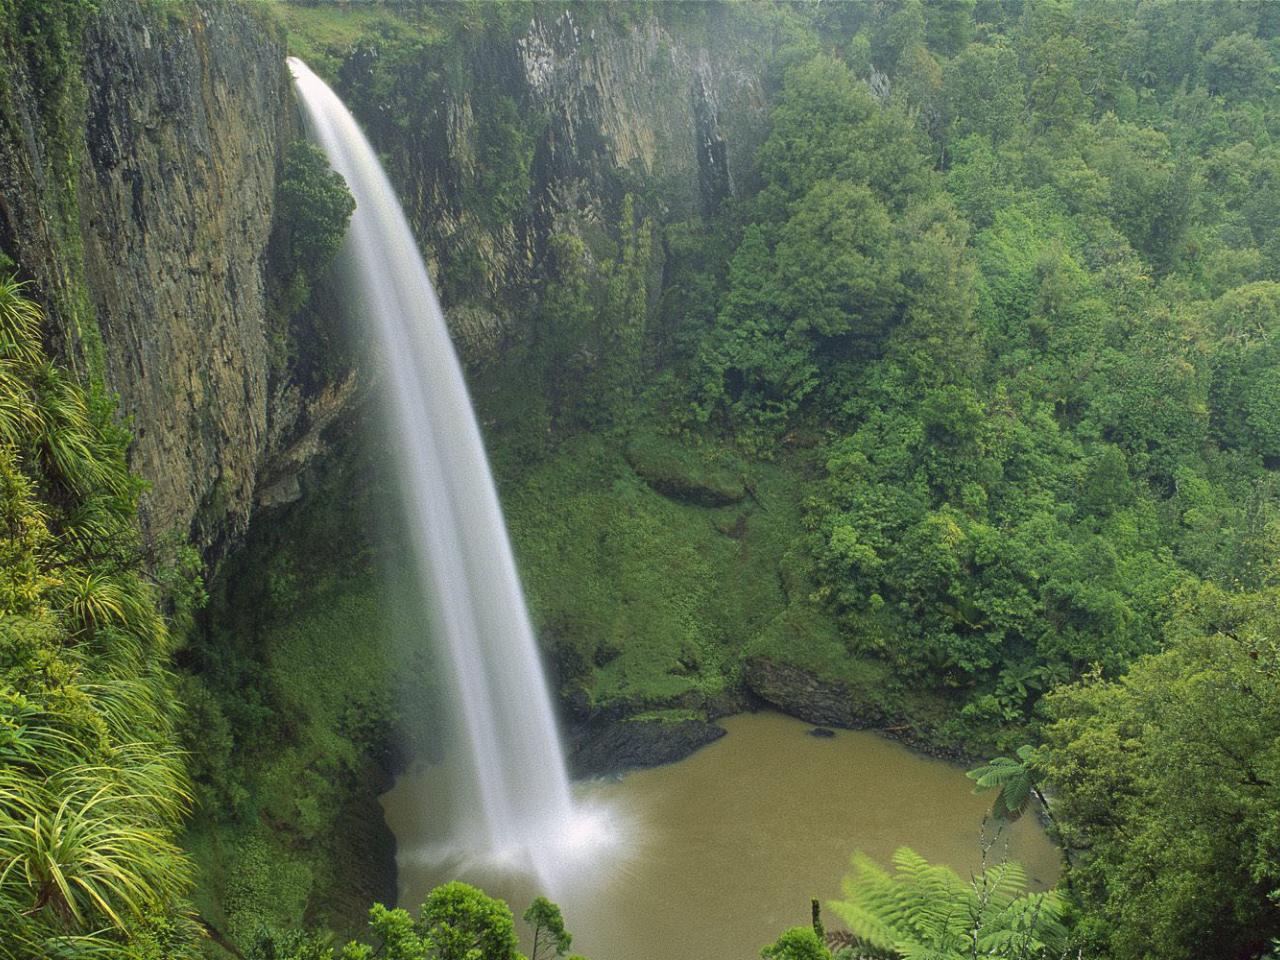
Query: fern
828,847,1068,960
967,745,1042,821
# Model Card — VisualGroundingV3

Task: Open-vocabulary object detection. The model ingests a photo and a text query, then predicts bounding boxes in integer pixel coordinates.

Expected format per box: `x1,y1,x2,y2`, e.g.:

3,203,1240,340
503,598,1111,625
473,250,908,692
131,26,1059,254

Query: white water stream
289,58,605,893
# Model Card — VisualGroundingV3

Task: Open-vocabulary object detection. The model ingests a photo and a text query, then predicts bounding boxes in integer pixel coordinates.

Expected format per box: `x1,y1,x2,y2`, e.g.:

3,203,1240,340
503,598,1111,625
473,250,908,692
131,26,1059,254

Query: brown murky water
381,711,1060,960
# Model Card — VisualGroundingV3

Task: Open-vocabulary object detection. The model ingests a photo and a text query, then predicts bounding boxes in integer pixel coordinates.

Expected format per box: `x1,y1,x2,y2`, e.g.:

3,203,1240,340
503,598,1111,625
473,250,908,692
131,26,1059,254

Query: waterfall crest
288,57,586,890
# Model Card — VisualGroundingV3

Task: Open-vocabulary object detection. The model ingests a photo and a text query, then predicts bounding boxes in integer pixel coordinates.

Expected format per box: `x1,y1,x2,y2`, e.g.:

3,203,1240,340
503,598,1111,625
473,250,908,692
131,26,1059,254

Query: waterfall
288,58,589,890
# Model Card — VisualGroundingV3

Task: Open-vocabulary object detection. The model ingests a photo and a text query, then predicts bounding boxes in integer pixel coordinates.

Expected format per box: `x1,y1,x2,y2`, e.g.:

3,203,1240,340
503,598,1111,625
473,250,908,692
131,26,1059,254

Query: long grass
0,277,198,956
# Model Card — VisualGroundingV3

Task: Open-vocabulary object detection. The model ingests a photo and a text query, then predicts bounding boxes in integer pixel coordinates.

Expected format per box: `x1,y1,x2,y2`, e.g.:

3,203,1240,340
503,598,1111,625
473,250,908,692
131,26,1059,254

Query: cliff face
0,1,342,554
332,7,774,352
78,3,291,551
0,4,776,555
515,9,765,217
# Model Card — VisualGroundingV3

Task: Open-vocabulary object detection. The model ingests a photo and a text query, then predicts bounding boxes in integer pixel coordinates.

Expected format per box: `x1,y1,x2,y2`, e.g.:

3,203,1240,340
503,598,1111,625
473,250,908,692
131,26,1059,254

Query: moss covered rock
625,432,746,506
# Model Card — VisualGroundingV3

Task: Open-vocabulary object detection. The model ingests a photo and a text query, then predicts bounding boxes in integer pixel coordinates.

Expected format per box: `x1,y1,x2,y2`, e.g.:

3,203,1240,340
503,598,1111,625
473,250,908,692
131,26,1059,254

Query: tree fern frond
830,848,1067,960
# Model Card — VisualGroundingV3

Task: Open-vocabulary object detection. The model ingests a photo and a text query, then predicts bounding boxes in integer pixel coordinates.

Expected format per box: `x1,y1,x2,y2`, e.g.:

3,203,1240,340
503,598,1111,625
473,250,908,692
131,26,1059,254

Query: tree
967,745,1052,823
524,896,572,960
1029,35,1090,133
760,927,830,960
1209,281,1280,459
1204,33,1273,100
1039,582,1280,960
694,225,816,446
923,0,975,58
269,139,356,332
313,888,586,960
275,141,356,277
755,54,932,212
775,179,901,342
420,882,522,960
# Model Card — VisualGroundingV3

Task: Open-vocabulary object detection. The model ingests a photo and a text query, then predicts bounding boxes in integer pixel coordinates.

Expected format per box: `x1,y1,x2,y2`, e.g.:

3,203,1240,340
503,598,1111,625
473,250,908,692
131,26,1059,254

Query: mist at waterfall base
287,58,618,895
385,712,1062,960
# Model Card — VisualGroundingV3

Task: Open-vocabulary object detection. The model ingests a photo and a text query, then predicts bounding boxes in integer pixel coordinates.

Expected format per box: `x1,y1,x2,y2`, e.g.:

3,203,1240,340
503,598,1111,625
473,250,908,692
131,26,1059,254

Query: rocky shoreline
564,654,971,777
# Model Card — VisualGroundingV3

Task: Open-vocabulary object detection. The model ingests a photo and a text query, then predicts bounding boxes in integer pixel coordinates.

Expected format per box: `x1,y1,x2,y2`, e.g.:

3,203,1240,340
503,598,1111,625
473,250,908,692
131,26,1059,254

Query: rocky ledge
742,656,887,729
568,717,727,777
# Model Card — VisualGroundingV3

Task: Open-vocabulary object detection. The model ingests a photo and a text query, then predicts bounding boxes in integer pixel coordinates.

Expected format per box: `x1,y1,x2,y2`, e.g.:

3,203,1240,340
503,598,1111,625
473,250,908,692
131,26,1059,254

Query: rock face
515,9,762,218
78,3,293,551
570,717,727,777
743,657,888,729
337,7,774,324
0,1,350,554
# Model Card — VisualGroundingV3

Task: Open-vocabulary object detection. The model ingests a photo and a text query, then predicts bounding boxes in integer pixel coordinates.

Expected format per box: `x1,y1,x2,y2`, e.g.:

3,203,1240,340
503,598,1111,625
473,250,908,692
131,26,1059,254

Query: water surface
382,711,1060,960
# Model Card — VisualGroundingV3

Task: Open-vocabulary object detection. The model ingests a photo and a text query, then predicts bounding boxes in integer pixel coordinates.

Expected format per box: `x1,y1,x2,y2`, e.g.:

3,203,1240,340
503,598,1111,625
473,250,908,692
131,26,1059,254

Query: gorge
2,3,1279,960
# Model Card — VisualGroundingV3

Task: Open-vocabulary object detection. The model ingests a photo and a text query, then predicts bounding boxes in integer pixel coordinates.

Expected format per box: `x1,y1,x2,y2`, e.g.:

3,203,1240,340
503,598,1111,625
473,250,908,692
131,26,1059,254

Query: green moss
0,0,105,382
499,429,807,711
624,430,747,505
625,708,706,723
271,3,437,77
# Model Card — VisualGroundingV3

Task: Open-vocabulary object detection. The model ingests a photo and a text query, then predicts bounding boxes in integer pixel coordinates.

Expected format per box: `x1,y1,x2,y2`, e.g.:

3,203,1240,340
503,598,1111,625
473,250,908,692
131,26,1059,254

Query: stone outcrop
743,656,888,729
570,716,727,777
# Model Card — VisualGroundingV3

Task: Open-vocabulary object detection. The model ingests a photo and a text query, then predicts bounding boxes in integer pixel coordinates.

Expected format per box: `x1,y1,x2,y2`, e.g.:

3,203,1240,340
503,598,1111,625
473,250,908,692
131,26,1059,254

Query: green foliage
524,896,571,960
775,180,899,341
0,279,200,957
1039,582,1280,960
966,745,1043,822
465,92,533,228
659,5,1280,758
828,847,1068,960
420,882,521,960
178,429,417,947
325,884,522,960
755,54,931,212
532,196,656,432
760,927,830,960
1204,33,1274,100
276,141,355,276
624,431,745,506
264,140,356,382
255,886,581,960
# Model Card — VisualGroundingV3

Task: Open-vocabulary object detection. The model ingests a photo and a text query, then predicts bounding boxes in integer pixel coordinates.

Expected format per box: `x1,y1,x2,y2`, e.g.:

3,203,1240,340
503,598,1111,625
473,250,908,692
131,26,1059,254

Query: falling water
288,58,597,890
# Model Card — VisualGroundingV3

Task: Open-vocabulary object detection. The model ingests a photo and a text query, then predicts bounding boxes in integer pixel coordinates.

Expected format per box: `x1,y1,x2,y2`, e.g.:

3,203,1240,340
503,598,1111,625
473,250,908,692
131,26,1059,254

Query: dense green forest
2,0,1280,959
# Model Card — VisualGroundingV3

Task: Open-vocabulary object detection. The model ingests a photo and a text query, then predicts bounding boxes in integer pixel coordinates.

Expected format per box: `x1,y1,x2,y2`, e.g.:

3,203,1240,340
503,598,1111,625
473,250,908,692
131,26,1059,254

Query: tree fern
828,847,1067,960
966,745,1044,822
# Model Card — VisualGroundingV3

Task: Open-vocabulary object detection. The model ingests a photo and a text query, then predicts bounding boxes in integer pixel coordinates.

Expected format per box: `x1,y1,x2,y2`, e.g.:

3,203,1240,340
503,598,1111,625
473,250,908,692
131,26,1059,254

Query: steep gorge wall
0,0,350,555
326,6,775,354
0,3,777,555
